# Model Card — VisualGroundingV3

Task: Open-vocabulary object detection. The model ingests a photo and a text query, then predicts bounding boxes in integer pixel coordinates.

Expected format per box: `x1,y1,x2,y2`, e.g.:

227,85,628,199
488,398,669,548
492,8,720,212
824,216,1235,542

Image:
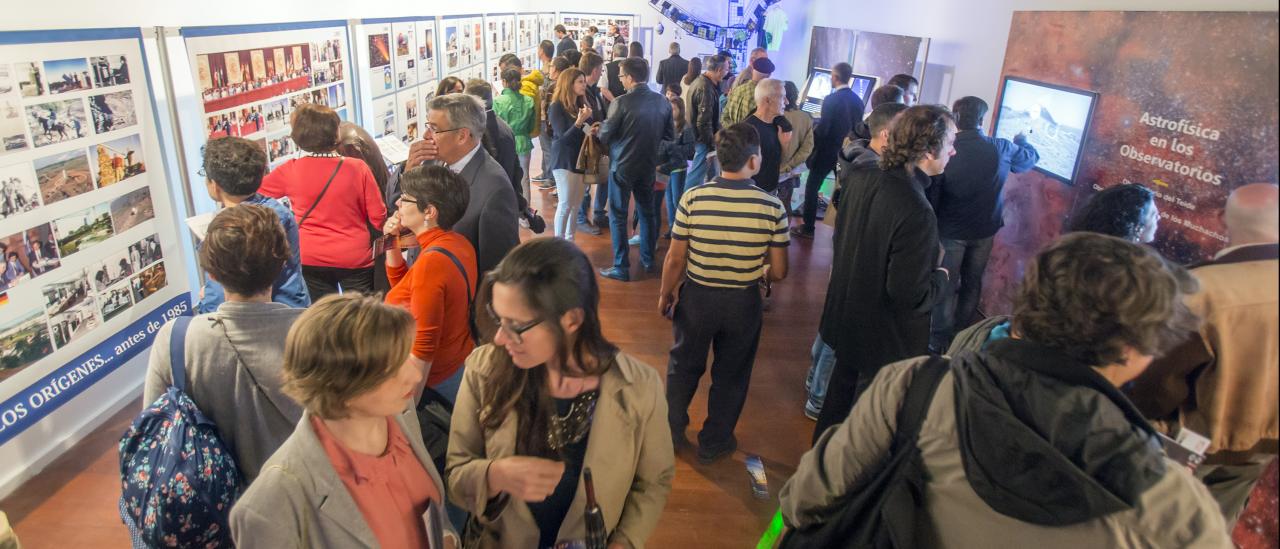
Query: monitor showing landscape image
992,76,1098,183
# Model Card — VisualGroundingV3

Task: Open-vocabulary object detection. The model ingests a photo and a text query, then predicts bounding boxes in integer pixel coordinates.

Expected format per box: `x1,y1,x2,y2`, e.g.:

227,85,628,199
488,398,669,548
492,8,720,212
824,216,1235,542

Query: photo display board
441,15,487,83
355,18,440,144
559,13,636,62
0,28,191,446
485,14,516,83
182,22,351,169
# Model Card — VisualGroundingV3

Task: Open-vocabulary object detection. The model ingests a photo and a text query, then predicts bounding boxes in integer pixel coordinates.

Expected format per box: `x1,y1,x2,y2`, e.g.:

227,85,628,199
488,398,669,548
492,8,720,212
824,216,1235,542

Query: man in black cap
720,56,775,128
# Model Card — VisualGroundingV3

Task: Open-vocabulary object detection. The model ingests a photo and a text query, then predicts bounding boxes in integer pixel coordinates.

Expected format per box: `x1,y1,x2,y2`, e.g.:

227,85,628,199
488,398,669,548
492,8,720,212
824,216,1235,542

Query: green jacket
494,88,535,155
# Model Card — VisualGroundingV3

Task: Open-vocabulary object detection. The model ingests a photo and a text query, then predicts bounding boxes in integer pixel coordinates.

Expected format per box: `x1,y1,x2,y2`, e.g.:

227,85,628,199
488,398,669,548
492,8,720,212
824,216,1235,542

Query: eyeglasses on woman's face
486,302,543,345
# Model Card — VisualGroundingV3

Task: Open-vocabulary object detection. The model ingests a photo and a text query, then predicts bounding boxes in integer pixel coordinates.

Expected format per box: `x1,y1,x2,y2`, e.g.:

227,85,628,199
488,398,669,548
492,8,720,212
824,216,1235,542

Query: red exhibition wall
982,11,1279,315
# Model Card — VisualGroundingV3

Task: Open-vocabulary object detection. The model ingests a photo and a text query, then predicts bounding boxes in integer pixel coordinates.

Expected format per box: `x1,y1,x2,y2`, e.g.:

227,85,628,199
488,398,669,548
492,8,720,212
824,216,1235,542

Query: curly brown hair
1012,232,1200,366
879,104,954,171
199,204,288,296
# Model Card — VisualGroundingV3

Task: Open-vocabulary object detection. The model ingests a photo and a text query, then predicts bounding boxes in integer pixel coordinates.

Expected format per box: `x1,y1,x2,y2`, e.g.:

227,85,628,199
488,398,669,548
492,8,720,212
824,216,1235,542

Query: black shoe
577,222,602,236
642,262,658,274
524,209,546,234
696,437,738,464
790,226,814,240
594,216,610,229
598,267,630,282
672,430,692,450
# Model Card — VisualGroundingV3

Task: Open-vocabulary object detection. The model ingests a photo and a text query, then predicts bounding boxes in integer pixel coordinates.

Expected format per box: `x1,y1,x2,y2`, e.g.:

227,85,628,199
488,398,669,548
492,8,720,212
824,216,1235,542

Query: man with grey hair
605,43,628,99
1129,182,1279,529
657,41,688,90
685,54,729,187
742,78,793,194
407,93,519,273
466,79,545,234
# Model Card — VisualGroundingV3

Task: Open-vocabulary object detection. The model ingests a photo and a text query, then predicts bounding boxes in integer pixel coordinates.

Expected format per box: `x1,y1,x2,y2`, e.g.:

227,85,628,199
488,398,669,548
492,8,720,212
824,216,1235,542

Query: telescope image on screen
992,76,1098,183
800,68,832,114
850,73,877,106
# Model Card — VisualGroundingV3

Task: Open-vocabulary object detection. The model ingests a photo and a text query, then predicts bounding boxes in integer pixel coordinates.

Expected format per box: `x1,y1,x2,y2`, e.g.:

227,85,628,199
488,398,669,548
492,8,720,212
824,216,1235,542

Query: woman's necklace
306,151,341,158
547,389,599,452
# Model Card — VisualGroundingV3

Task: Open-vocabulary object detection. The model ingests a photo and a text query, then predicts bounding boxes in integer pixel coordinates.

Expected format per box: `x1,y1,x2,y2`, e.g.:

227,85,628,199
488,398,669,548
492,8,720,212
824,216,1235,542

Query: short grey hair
613,43,627,58
427,93,486,141
754,78,783,106
669,42,681,55
705,54,727,73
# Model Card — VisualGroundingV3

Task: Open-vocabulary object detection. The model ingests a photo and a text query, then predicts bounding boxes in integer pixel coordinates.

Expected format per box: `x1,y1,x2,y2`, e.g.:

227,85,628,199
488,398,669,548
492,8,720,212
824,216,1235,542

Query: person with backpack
231,294,459,548
142,204,305,482
382,165,478,404
778,233,1231,548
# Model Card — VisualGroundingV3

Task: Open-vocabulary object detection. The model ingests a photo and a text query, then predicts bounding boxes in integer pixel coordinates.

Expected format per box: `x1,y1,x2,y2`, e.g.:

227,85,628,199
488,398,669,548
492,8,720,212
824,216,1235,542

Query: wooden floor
0,180,836,549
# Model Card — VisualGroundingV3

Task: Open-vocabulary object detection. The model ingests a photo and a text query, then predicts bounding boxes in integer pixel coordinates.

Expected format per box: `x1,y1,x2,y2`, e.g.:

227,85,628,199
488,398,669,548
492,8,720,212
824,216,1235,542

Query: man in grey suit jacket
408,94,519,273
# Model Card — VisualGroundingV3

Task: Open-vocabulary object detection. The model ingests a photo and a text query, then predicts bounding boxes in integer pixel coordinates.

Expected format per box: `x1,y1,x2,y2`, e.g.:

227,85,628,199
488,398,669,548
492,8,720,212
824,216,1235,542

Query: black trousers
811,356,878,444
666,280,763,451
302,265,374,301
801,164,835,232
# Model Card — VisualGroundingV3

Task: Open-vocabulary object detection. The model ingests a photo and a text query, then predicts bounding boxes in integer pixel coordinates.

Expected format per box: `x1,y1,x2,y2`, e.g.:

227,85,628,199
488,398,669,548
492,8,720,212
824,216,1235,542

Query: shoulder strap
169,316,193,392
425,246,476,341
298,157,344,226
891,355,950,450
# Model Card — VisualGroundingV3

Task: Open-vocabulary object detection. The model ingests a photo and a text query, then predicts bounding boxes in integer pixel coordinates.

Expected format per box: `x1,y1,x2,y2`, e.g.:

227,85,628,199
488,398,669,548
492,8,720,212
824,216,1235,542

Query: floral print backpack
118,316,242,548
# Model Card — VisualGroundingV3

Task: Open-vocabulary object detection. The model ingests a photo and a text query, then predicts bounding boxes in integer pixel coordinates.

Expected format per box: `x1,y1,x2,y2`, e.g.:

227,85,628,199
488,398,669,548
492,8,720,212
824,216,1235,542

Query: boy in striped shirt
660,122,790,464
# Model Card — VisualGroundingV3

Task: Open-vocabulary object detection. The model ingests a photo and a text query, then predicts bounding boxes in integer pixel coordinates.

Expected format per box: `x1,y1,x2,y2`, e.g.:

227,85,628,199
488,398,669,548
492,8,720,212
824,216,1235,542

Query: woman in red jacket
260,103,387,300
382,165,478,402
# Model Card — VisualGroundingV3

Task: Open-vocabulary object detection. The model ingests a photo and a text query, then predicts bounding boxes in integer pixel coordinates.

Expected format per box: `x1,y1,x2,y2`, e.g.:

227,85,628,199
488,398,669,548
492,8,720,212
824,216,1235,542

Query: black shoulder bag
780,356,950,549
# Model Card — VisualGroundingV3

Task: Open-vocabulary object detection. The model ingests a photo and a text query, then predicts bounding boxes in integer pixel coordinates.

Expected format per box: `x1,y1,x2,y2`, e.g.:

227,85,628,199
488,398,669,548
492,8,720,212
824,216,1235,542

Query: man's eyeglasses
425,123,463,135
485,303,543,344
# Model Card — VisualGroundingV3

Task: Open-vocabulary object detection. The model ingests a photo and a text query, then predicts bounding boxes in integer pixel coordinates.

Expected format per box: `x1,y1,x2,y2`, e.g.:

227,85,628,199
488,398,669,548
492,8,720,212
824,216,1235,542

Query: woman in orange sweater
383,165,479,403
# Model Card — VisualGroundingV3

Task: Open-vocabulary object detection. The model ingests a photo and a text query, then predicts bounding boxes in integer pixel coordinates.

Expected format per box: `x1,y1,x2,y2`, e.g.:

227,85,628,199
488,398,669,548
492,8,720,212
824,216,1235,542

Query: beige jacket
1130,244,1279,461
230,409,456,548
780,357,1232,549
447,345,675,549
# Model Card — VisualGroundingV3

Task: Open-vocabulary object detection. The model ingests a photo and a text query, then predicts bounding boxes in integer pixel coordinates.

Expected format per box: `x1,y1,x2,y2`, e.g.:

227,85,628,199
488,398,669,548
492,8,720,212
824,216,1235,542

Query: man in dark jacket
928,96,1037,351
794,62,865,239
684,54,728,188
598,58,674,281
554,24,575,56
812,105,954,441
576,53,612,235
656,42,689,89
466,80,546,233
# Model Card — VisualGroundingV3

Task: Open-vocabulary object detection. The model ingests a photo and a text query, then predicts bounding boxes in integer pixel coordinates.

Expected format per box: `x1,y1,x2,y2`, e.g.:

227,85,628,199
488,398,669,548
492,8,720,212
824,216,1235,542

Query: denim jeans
930,236,996,352
578,181,609,225
516,152,531,204
687,142,713,189
607,170,656,270
664,170,689,232
804,335,837,416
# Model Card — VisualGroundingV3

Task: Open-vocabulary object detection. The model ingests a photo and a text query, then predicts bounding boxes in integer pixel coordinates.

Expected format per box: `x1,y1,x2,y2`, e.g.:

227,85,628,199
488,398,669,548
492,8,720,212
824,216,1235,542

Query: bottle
583,467,607,549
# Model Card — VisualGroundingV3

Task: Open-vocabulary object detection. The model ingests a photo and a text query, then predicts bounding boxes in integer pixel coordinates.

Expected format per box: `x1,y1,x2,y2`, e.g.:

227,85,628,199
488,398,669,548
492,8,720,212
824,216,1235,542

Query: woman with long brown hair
546,68,595,241
437,76,465,97
447,238,674,549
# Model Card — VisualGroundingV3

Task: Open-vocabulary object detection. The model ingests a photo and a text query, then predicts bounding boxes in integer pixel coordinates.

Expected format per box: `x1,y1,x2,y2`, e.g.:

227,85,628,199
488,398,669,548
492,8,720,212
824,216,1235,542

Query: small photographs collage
517,16,537,52
487,16,516,66
196,37,348,166
362,20,444,145
1,229,163,379
444,18,484,72
561,16,633,61
2,55,137,161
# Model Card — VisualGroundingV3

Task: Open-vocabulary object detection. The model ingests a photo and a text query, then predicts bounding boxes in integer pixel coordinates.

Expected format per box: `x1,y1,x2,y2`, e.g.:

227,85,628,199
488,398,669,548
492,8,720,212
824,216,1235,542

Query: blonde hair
553,68,586,116
282,293,415,419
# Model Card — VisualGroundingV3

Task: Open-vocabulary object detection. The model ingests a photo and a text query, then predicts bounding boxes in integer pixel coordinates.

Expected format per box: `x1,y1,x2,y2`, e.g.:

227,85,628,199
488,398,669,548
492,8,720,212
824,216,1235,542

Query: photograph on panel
0,305,53,379
0,161,41,220
26,98,88,147
53,202,113,257
89,55,130,88
44,58,92,95
93,133,146,188
34,147,95,205
109,185,155,234
89,89,137,134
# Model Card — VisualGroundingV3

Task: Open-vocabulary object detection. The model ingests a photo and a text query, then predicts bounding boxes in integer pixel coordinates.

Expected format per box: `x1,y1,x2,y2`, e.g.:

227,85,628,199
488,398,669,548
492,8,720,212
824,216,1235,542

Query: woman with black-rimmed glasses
446,238,674,549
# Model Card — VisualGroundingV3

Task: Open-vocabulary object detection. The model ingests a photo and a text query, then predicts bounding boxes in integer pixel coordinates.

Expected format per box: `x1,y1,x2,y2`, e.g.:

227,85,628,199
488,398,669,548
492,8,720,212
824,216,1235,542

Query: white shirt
446,142,483,174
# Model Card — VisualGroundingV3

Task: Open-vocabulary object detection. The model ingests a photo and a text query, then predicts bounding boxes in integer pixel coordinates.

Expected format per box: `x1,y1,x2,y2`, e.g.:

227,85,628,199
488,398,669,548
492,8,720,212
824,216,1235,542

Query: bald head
1224,183,1279,245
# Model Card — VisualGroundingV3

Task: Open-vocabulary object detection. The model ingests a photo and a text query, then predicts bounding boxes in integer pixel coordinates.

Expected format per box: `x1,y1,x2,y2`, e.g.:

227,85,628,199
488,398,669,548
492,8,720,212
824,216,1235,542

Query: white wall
801,0,1278,107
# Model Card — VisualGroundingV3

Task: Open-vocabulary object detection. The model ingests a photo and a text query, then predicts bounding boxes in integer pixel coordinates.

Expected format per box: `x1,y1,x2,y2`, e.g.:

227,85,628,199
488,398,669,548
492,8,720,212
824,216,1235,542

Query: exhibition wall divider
0,27,193,495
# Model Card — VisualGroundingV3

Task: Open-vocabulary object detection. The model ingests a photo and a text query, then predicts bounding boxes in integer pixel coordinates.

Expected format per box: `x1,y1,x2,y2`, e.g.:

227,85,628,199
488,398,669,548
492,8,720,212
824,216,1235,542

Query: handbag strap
890,355,950,451
168,316,192,392
298,157,344,226
424,246,476,343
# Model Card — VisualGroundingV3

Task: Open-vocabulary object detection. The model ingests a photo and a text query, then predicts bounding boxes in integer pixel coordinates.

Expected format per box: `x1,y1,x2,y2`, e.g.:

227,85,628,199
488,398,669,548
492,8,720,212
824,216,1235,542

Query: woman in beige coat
231,294,459,548
448,238,675,549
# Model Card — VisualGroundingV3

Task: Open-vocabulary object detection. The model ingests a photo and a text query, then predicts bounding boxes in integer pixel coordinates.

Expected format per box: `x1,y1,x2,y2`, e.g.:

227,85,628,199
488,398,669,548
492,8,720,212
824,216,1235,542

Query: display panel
799,68,830,115
0,29,191,446
355,18,439,144
560,13,635,61
184,23,351,169
850,73,877,107
992,76,1097,184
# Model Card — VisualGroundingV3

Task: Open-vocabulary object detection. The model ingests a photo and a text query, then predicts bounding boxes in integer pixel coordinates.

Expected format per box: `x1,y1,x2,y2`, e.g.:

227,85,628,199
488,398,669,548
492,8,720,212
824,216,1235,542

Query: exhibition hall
0,0,1277,547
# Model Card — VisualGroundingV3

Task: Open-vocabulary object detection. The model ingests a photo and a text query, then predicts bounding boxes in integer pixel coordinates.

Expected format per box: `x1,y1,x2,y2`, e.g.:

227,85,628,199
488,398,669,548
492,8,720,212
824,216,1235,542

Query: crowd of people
109,34,1276,549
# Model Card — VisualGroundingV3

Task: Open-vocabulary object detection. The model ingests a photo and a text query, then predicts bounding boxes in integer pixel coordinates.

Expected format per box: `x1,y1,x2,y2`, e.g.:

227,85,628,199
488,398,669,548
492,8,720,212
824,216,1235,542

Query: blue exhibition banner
0,296,192,446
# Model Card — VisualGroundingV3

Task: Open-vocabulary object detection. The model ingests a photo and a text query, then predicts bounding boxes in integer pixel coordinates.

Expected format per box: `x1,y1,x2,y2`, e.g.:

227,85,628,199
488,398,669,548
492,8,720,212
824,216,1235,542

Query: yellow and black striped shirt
672,177,789,288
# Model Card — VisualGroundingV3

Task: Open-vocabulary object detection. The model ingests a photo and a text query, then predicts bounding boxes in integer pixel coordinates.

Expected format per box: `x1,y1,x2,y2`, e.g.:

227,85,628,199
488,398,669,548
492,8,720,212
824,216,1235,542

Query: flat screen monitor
992,76,1099,183
800,68,832,115
850,73,878,106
